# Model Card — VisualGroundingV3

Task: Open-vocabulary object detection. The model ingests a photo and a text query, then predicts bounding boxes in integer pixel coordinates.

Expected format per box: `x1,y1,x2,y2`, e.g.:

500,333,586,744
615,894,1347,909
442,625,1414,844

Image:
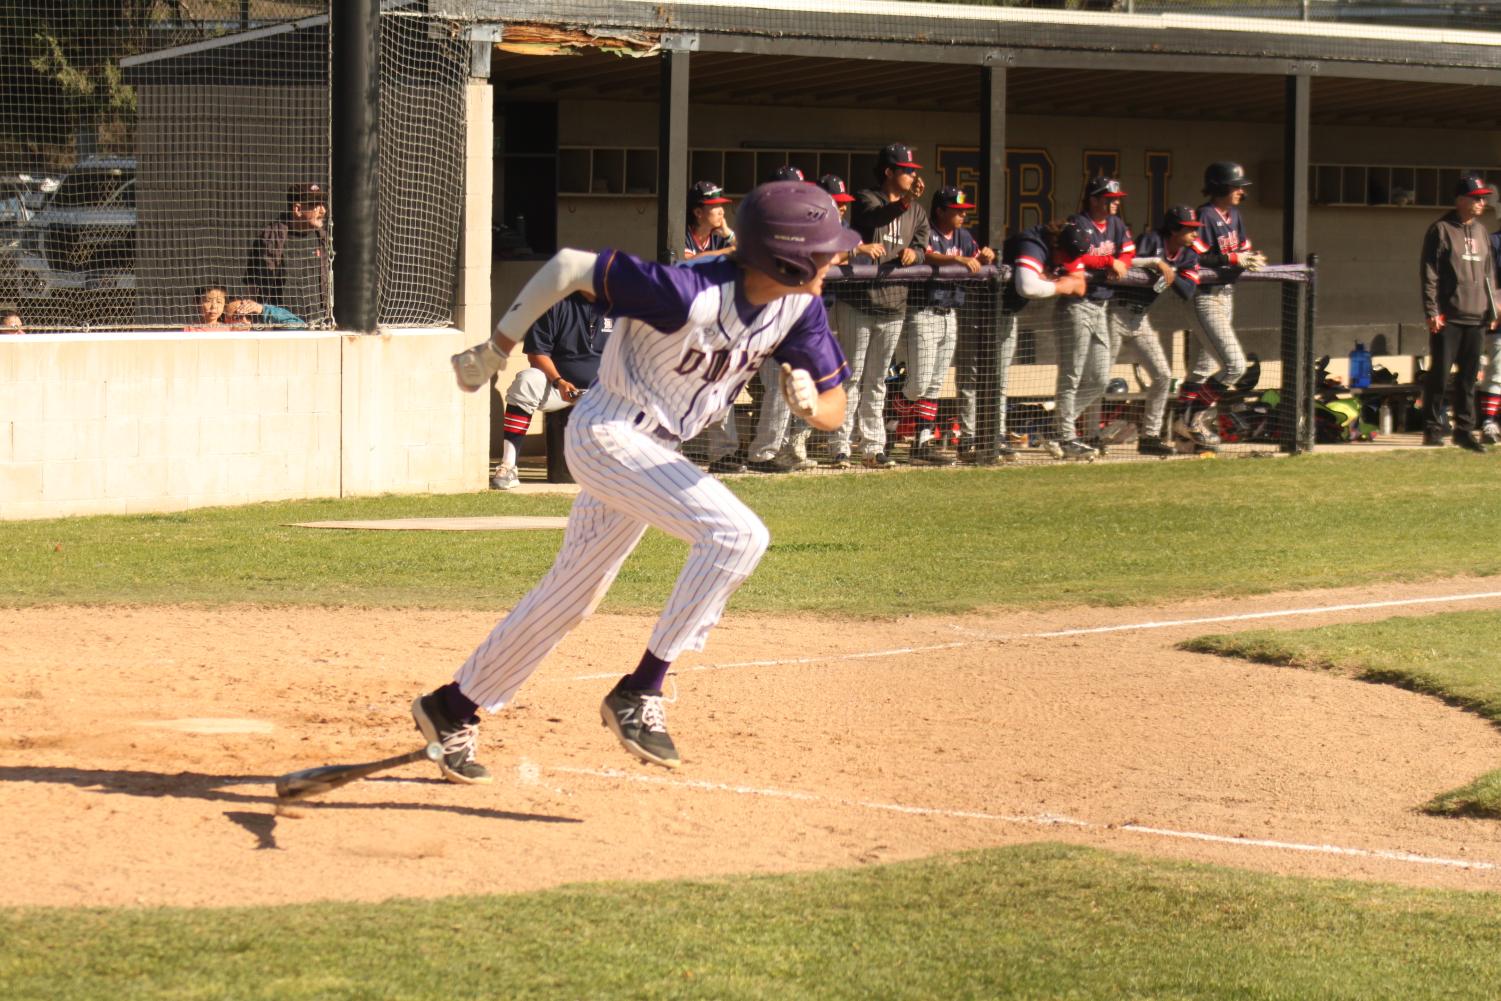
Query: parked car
0,173,60,306
14,157,136,327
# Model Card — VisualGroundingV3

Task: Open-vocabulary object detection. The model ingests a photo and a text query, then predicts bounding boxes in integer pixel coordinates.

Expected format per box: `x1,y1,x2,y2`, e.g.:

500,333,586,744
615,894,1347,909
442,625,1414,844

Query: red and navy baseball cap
1163,205,1203,229
288,181,326,204
817,173,855,204
1085,176,1126,199
689,181,732,207
931,186,973,212
767,165,806,183
877,142,922,170
1455,174,1494,198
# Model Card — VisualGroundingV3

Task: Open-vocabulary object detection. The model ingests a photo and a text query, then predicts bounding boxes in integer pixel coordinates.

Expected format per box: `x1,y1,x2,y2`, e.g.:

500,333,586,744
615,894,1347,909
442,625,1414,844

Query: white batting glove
451,338,508,392
1239,250,1268,272
780,363,819,421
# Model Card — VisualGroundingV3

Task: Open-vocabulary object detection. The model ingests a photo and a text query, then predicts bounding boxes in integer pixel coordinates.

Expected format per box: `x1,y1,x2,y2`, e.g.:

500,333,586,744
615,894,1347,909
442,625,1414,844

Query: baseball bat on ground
275,742,443,801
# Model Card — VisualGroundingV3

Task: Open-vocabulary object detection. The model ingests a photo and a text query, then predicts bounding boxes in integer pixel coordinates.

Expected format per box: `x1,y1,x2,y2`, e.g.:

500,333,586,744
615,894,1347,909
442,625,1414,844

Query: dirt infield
3,577,1501,909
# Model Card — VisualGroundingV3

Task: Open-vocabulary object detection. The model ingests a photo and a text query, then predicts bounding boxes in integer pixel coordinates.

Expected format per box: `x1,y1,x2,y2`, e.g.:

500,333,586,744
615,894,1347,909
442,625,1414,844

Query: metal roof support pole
332,0,380,333
1280,74,1313,454
657,43,691,264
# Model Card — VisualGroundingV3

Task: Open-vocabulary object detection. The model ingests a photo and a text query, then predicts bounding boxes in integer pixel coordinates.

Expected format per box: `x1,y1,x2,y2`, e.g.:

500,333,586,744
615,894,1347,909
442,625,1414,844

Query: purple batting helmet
735,180,861,287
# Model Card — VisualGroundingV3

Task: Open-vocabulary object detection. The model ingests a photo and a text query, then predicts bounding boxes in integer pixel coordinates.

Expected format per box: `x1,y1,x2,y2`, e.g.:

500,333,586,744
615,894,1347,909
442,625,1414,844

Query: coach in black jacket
1420,173,1498,450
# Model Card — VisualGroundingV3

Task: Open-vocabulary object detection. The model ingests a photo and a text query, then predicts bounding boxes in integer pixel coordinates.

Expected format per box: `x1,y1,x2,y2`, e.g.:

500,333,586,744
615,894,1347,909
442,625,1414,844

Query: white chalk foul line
564,589,1501,682
551,765,1496,873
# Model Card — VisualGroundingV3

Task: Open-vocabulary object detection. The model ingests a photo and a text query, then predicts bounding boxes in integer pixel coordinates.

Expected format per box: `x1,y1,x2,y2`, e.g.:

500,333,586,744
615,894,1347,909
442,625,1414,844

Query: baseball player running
1113,206,1204,456
415,181,857,781
491,291,612,489
899,186,994,464
1175,161,1267,451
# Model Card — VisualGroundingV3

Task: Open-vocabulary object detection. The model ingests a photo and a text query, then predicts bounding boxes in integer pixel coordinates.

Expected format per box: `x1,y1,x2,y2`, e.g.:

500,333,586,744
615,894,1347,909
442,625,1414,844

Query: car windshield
51,169,133,209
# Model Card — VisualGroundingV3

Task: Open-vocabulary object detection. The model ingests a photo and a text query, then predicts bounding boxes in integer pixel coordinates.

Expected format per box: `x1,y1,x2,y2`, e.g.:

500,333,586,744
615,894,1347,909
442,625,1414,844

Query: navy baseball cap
1085,176,1125,199
931,186,973,212
817,173,855,204
1163,205,1203,229
689,181,732,207
877,143,922,169
767,165,806,183
288,181,326,203
1455,174,1494,198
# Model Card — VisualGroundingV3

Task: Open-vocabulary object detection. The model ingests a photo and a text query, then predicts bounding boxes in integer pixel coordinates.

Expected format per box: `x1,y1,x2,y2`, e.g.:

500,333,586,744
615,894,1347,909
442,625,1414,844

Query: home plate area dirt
2,578,1500,909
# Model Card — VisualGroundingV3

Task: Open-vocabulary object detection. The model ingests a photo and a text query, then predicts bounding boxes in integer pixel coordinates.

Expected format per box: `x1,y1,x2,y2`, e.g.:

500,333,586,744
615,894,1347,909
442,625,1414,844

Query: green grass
1182,611,1501,818
4,450,1501,613
5,844,1501,1000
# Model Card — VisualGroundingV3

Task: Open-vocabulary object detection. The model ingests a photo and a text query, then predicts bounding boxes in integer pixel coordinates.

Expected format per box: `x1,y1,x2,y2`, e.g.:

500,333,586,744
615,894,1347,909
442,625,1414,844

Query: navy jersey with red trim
1492,231,1501,284
922,225,980,309
685,224,734,257
1192,203,1251,282
1003,224,1060,312
1117,229,1200,310
1068,213,1135,302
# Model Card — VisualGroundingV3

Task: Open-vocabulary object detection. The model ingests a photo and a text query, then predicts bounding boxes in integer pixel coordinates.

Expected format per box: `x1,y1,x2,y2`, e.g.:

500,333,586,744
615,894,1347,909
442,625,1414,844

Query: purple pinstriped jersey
592,250,849,441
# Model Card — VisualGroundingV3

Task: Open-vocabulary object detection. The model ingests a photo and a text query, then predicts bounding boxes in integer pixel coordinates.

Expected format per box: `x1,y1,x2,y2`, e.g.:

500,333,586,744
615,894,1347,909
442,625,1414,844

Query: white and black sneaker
1482,421,1501,446
600,676,680,769
412,692,493,785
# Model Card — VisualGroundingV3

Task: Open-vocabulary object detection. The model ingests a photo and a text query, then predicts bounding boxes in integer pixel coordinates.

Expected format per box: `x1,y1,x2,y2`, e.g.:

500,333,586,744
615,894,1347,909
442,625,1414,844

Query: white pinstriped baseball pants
829,301,905,457
1482,332,1501,397
1092,303,1173,439
1055,299,1113,438
1189,284,1247,385
901,307,959,402
456,389,770,712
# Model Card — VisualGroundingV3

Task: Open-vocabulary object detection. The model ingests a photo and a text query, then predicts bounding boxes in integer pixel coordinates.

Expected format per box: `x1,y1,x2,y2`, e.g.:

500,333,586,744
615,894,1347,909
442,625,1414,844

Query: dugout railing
685,260,1316,467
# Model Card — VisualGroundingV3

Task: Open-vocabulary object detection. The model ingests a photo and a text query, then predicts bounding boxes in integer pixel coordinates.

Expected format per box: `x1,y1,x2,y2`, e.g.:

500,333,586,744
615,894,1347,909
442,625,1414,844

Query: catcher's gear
451,338,509,392
780,363,819,421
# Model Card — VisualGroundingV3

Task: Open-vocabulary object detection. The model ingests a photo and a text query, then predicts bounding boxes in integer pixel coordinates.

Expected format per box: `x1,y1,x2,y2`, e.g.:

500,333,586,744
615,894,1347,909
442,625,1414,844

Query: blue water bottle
1349,342,1372,388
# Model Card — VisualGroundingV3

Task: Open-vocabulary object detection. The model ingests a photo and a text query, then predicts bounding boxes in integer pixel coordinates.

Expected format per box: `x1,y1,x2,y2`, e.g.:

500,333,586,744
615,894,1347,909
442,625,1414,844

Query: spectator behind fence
1112,205,1204,457
1046,176,1134,461
829,142,929,469
896,186,994,465
224,294,306,329
490,290,612,491
999,220,1090,456
247,181,330,326
184,284,230,331
1420,172,1497,452
1,309,22,334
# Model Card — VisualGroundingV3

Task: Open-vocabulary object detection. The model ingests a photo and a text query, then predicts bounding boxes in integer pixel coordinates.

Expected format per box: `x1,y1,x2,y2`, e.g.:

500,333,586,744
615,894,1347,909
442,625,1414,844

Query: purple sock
622,650,671,692
438,681,478,721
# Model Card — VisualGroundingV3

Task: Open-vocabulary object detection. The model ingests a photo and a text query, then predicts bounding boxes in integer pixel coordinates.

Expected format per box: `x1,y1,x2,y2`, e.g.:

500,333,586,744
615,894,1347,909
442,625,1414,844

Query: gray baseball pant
1189,284,1246,385
829,301,904,457
748,358,802,462
1100,304,1172,439
956,310,1018,447
901,306,959,402
1056,298,1112,439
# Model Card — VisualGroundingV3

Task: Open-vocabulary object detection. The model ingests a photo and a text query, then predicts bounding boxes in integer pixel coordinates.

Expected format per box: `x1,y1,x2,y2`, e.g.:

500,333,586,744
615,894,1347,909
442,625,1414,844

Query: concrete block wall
0,327,486,520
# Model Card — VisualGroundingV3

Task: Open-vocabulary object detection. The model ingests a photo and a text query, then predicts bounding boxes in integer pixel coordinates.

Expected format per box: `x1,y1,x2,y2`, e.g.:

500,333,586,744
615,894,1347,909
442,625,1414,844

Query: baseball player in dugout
1047,176,1135,459
1113,205,1204,457
1420,173,1498,451
829,142,930,469
424,181,858,782
897,186,995,464
1484,224,1501,445
684,180,735,261
1176,161,1266,452
490,290,613,490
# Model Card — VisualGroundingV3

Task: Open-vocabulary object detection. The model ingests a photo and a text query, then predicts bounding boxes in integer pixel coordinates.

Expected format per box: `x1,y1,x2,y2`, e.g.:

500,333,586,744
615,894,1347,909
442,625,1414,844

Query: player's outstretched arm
452,249,599,392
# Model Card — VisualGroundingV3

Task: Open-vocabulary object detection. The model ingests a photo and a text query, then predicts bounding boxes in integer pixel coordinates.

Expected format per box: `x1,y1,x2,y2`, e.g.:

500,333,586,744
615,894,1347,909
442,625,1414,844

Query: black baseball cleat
412,692,493,784
1455,434,1489,453
601,676,680,769
1421,432,1448,447
1137,435,1175,457
746,459,788,474
707,456,748,474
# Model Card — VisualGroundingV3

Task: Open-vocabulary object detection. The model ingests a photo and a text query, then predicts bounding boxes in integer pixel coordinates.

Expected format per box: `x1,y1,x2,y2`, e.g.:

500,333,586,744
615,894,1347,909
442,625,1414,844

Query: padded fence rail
681,262,1315,467
0,2,466,332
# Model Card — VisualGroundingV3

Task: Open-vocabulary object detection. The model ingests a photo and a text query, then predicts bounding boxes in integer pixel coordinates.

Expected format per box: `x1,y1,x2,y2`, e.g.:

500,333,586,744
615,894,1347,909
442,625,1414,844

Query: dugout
460,0,1501,380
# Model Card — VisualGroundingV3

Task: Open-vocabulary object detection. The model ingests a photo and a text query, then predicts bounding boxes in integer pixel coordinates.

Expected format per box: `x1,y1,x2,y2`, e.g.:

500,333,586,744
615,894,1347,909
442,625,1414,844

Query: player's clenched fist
780,363,819,421
451,338,510,392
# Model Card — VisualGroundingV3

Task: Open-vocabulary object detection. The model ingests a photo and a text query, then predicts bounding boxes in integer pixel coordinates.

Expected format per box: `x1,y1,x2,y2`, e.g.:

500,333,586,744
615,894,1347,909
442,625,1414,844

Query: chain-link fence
0,1,467,331
682,261,1314,468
